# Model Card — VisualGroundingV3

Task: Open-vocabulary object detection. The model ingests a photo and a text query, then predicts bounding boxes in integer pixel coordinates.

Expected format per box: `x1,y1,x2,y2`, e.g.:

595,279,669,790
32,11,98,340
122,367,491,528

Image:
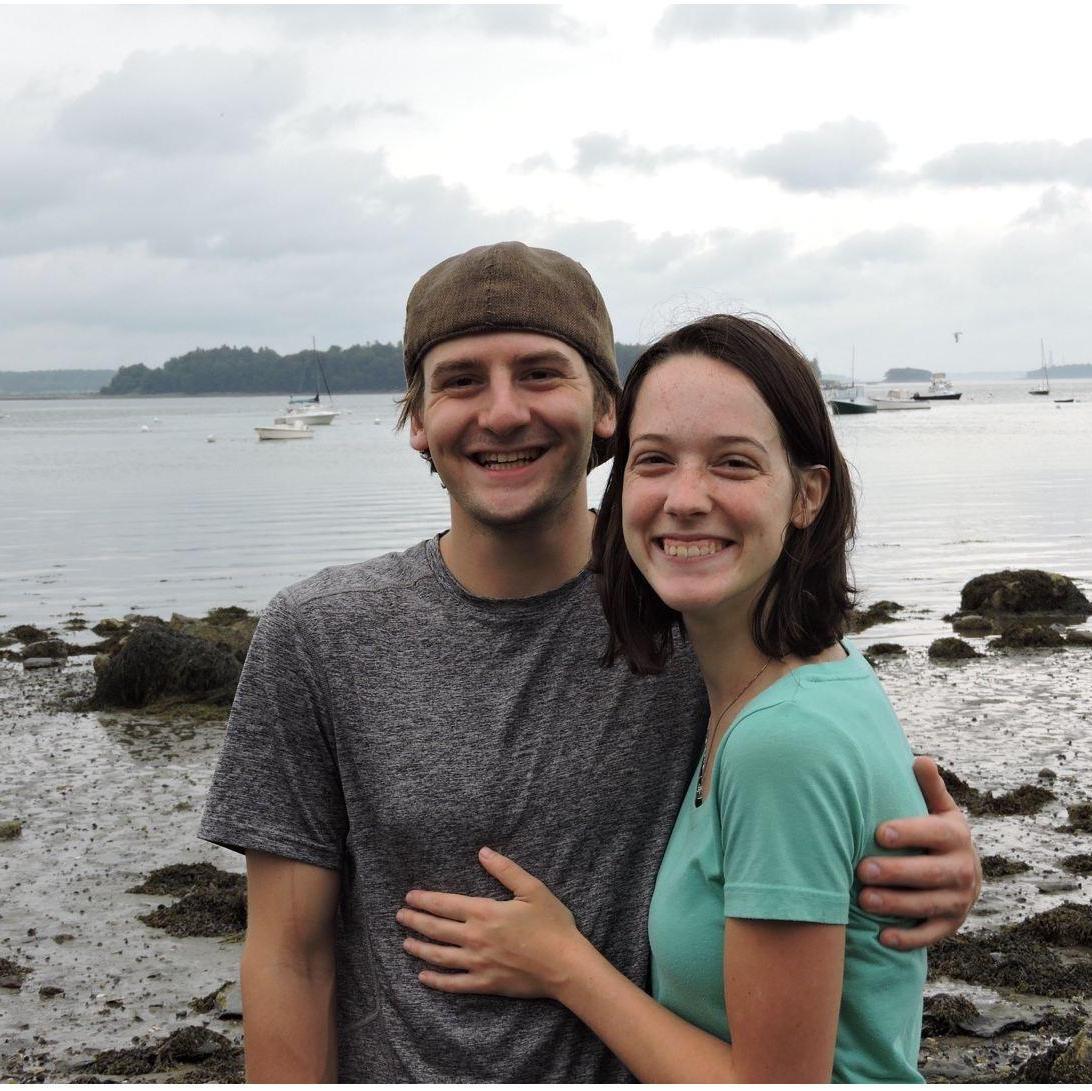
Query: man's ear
792,465,831,528
409,413,429,455
594,401,617,441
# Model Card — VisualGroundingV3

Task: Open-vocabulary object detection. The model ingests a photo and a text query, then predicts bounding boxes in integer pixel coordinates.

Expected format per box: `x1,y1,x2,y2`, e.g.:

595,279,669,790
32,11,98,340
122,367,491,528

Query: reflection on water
1,383,1090,633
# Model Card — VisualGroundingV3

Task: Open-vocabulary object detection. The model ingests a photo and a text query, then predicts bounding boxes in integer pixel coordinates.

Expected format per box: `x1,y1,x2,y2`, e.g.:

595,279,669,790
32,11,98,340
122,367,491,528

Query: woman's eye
717,457,756,472
632,453,669,467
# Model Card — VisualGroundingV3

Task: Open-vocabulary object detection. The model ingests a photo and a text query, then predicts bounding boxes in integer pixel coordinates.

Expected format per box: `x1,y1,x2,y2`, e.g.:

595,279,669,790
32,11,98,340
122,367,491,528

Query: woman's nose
663,466,713,517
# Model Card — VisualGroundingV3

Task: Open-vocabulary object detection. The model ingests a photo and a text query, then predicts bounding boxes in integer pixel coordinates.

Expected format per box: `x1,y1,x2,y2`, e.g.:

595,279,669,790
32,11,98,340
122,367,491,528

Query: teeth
662,539,727,558
477,450,540,467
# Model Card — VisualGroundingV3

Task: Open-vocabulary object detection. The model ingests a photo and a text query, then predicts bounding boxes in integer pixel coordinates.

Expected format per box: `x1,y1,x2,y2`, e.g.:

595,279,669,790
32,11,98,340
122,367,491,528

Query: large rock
960,569,1091,617
990,622,1067,650
167,608,257,662
89,623,241,710
929,637,980,660
1053,1020,1092,1081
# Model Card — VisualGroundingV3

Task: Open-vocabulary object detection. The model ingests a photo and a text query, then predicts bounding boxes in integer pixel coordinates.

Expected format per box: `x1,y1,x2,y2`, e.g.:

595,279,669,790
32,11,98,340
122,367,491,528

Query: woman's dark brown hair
590,314,856,674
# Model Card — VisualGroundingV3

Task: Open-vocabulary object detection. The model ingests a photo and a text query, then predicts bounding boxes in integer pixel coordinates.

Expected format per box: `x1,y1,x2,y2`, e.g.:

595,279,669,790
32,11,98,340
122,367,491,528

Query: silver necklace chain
695,656,774,808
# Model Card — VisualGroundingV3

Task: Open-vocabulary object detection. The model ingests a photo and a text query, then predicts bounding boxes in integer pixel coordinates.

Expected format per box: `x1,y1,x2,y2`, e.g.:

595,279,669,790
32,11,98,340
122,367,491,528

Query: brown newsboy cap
403,241,619,395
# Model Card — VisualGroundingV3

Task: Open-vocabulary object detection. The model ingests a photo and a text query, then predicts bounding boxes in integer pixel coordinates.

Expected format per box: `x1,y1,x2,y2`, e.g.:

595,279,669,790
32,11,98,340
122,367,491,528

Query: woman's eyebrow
631,432,769,454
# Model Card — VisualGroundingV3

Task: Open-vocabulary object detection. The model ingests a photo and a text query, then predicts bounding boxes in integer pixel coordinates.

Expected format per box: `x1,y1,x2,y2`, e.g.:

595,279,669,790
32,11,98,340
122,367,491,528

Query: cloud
1015,185,1089,226
923,139,1092,188
655,4,889,43
55,48,303,156
571,132,735,175
514,152,560,173
284,100,416,140
217,5,585,42
830,226,931,266
739,118,895,192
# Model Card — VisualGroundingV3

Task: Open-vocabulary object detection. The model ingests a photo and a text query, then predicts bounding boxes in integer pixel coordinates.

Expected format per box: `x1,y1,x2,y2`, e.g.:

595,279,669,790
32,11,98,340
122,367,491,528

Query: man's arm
242,851,340,1083
857,756,982,949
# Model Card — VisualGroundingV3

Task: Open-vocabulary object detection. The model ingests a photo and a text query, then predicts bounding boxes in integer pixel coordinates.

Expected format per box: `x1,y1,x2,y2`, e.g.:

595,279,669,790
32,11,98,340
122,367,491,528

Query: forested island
99,342,651,396
883,367,932,382
1024,362,1092,379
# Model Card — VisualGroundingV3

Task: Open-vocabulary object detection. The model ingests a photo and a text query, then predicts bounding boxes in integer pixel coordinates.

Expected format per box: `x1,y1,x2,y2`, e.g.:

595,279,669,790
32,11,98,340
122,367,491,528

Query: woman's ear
792,465,831,529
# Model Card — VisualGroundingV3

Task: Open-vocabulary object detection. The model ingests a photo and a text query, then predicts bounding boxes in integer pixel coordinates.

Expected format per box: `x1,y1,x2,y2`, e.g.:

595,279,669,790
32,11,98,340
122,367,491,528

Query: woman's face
621,352,824,625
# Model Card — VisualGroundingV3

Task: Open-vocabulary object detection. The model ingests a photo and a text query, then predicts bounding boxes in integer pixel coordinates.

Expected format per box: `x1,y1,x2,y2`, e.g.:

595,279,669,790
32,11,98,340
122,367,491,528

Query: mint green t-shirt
648,641,926,1083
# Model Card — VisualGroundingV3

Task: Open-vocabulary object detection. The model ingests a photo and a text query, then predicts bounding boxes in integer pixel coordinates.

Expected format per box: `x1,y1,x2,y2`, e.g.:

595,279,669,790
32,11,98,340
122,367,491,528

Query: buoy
374,417,381,424
153,416,160,423
140,424,150,432
206,434,216,443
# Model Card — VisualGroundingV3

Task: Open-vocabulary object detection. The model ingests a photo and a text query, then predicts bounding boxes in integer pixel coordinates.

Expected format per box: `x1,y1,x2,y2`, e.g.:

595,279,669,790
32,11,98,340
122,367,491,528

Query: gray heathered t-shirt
199,536,706,1083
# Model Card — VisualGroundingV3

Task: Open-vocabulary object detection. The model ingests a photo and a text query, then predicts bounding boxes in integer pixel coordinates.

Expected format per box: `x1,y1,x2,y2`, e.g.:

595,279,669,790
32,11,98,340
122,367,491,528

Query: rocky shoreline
2,569,1091,1082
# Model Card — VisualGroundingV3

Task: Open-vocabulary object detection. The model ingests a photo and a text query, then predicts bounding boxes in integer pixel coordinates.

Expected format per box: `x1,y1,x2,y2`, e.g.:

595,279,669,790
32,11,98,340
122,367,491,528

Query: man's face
410,331,615,531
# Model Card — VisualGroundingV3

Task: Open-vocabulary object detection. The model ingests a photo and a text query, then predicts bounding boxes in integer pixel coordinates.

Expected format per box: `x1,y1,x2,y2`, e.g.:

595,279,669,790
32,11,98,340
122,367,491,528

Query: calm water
2,381,1091,641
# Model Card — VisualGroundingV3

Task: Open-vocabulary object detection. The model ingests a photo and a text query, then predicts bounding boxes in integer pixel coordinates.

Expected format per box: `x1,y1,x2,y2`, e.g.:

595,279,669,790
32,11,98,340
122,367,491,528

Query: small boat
1030,341,1051,395
912,373,962,401
1054,398,1075,404
872,389,931,411
275,405,338,426
255,419,314,441
282,337,339,424
828,387,877,415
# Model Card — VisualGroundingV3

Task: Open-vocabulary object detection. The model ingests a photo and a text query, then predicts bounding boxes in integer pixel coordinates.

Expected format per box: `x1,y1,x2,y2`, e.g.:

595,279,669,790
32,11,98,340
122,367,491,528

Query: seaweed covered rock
847,600,903,633
88,623,241,710
981,854,1031,879
0,956,32,989
938,767,1056,817
952,613,993,634
922,992,980,1037
1060,803,1092,834
1052,1020,1092,1082
1011,903,1092,946
128,862,244,897
139,889,247,938
990,622,1066,650
6,624,51,643
1066,628,1092,647
960,569,1091,617
168,608,258,662
77,1026,240,1080
1061,855,1092,876
865,642,905,657
21,638,68,660
929,637,980,660
928,931,1092,998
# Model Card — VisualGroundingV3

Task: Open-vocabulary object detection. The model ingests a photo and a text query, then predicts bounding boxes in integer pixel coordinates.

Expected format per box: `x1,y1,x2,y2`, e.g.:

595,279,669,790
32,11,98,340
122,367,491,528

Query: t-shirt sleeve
198,590,347,870
716,701,867,925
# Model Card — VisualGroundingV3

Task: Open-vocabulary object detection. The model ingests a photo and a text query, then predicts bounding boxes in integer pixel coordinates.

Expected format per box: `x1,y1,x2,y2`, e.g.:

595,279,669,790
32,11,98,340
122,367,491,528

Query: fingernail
884,933,902,949
881,826,899,846
862,891,882,910
479,846,495,859
861,862,880,880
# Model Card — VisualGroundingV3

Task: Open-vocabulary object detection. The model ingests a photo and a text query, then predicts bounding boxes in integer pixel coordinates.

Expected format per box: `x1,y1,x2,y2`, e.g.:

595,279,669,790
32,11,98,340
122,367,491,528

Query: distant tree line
1025,362,1092,379
100,342,657,396
0,369,116,395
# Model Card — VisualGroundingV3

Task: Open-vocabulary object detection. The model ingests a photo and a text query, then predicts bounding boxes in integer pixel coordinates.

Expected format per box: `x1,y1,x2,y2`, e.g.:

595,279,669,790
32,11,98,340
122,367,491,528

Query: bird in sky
953,331,962,342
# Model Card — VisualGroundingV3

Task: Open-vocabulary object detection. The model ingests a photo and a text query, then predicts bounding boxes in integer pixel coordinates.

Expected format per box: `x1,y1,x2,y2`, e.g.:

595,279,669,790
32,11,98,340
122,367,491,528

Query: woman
396,315,926,1082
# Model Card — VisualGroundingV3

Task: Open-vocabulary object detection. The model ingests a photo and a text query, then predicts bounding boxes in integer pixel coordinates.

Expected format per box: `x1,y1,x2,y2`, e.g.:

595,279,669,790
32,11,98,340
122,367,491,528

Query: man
200,242,980,1083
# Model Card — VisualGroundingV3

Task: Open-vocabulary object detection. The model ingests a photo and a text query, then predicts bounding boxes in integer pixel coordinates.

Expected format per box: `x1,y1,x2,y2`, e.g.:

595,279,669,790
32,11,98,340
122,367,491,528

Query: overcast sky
3,3,1091,377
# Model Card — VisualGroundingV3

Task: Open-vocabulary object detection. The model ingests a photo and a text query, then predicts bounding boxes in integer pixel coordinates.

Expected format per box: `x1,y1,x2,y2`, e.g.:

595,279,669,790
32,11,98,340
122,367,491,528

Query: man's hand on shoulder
856,756,981,950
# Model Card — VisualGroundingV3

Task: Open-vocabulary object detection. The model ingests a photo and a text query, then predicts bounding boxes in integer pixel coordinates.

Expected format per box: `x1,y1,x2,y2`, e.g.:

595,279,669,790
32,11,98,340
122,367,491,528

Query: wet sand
2,630,1091,1082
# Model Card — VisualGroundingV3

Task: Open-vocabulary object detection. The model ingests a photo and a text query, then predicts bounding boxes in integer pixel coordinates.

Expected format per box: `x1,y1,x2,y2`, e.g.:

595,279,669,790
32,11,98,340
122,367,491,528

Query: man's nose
663,465,713,517
478,378,532,434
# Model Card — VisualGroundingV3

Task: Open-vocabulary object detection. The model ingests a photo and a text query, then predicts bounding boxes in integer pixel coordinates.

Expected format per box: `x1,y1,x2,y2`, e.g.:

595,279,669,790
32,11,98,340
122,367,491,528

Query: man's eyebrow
631,432,769,454
511,350,577,368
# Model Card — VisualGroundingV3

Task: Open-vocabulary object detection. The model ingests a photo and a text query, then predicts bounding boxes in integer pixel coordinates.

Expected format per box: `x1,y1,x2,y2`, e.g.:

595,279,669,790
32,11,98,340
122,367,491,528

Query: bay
1,380,1090,640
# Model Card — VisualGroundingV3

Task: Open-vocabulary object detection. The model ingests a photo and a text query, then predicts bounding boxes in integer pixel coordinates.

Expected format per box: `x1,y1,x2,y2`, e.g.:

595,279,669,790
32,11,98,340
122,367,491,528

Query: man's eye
525,369,559,381
443,375,477,389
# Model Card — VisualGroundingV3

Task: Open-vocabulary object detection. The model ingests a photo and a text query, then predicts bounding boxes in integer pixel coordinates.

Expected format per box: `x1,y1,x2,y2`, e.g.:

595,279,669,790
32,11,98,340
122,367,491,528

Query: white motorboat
275,405,338,426
255,419,314,441
912,373,962,401
872,389,931,411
